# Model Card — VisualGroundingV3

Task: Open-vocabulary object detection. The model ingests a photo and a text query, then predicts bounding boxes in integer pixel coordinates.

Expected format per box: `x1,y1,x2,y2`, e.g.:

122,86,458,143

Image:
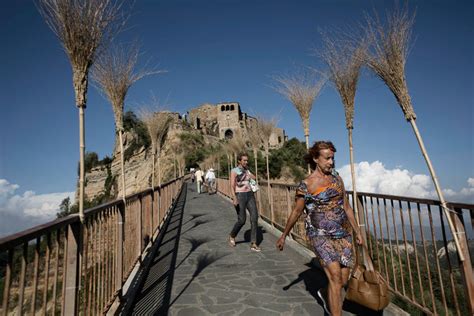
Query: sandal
228,236,236,247
250,243,261,252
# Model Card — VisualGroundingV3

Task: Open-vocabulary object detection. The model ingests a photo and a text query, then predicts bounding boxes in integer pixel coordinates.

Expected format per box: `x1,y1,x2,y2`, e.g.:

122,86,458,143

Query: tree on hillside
363,4,465,260
92,43,162,200
38,0,125,221
320,28,366,226
273,68,326,173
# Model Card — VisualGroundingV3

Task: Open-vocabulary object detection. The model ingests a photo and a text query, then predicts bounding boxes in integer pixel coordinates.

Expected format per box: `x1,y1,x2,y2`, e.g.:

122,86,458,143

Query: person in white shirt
194,167,204,194
205,168,216,194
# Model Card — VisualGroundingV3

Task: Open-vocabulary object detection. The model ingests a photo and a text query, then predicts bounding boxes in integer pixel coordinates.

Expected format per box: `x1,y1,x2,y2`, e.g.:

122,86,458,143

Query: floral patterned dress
296,174,354,268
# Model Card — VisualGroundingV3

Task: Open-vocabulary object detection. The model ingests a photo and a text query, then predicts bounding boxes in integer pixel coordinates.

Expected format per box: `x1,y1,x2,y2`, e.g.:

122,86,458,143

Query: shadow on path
117,183,187,315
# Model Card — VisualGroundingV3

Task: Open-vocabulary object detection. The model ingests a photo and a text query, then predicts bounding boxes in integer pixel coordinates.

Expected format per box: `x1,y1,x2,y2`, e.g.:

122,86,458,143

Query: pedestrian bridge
1,177,473,315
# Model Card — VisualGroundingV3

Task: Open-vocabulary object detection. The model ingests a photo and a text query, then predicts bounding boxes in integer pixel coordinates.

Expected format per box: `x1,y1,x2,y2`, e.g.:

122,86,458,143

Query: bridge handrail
216,177,474,315
0,176,187,315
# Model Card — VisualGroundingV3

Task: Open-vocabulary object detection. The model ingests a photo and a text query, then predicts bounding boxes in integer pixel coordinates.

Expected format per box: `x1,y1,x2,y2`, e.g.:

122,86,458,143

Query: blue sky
0,0,473,236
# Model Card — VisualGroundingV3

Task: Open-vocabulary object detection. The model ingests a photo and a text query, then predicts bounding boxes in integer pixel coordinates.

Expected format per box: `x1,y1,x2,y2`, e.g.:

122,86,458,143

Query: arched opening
225,129,233,140
221,105,225,111
230,104,235,111
196,118,201,129
226,105,230,111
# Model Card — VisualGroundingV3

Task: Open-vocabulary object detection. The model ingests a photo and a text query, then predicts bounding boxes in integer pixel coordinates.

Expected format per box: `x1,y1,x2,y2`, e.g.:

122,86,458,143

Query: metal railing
0,176,185,315
216,178,473,315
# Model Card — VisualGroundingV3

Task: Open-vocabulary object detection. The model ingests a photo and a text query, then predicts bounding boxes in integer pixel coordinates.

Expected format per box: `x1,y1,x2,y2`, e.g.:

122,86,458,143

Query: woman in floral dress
276,141,362,316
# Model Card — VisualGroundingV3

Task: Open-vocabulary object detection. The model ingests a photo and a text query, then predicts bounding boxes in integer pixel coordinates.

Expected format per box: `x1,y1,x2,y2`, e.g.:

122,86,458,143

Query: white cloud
443,177,474,203
337,161,474,203
0,179,75,237
337,161,433,198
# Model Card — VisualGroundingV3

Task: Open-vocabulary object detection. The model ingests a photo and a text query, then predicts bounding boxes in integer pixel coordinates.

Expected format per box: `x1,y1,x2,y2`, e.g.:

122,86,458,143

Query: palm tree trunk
173,153,177,179
348,129,360,226
78,106,85,222
151,150,156,190
157,154,161,187
119,131,126,202
305,132,311,174
253,149,259,184
265,148,274,226
409,119,464,261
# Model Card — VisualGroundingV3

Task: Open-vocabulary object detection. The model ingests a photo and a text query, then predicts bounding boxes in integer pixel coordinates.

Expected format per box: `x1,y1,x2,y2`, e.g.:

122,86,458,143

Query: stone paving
120,182,371,316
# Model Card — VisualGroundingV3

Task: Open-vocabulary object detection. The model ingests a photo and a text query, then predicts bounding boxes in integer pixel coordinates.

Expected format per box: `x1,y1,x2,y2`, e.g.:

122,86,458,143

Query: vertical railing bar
92,216,97,315
438,205,461,315
98,212,104,314
383,198,397,292
437,205,452,315
17,242,28,315
363,196,373,256
104,210,109,307
52,229,60,315
398,200,415,301
391,199,406,296
377,197,389,282
31,236,41,315
60,227,68,312
370,197,380,270
107,209,113,305
86,221,93,316
81,222,88,316
1,249,13,316
407,202,425,307
42,233,51,316
417,203,437,314
427,205,448,314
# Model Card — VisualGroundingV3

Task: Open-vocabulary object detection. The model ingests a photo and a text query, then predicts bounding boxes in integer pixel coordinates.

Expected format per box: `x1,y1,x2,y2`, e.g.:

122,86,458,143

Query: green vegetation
123,110,151,161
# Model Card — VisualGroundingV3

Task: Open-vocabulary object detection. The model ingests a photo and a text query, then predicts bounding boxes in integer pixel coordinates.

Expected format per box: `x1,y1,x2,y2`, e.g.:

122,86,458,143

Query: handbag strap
355,244,375,271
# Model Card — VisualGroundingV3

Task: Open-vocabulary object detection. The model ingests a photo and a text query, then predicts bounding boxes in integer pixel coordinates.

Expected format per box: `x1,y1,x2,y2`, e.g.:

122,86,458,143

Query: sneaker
250,243,261,252
228,236,236,247
317,288,331,315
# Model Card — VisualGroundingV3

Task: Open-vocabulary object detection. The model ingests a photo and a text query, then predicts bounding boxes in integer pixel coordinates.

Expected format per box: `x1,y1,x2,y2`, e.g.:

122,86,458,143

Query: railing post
116,202,124,298
356,195,368,260
62,221,82,315
269,183,275,227
452,208,474,314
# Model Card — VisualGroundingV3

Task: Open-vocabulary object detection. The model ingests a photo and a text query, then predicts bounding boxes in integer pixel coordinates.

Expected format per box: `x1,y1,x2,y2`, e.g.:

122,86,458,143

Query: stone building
187,102,286,148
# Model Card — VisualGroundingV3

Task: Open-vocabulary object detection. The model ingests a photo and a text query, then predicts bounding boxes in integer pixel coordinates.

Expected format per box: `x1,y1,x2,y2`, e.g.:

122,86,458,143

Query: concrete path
119,182,374,316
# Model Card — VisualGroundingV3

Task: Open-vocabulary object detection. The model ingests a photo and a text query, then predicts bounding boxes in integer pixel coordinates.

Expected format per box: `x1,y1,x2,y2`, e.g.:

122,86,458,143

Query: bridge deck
119,183,360,315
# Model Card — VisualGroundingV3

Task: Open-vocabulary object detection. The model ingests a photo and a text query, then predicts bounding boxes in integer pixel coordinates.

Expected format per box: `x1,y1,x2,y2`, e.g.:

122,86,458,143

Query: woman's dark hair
304,141,337,170
237,152,248,162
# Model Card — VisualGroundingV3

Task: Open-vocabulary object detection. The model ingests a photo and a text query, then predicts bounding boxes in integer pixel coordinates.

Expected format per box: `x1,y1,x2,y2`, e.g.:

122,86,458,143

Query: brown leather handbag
345,245,390,311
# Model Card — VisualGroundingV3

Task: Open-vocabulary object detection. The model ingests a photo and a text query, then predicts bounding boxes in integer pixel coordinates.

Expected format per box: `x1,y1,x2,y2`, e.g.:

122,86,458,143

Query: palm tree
38,0,124,221
363,5,464,259
273,69,326,173
320,30,366,226
92,43,163,201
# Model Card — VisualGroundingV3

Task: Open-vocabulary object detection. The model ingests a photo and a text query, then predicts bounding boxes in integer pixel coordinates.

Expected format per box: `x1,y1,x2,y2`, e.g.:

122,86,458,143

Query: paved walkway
119,182,366,316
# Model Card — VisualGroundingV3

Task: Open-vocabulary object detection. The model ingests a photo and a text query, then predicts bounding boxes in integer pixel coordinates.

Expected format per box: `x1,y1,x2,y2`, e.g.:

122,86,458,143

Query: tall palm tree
274,69,326,173
320,30,366,226
38,0,124,221
364,5,464,259
92,43,163,201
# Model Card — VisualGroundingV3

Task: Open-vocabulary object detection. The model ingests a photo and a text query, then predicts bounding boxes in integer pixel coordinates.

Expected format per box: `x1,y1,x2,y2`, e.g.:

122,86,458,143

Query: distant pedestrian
276,141,362,316
194,167,204,194
205,168,216,194
228,153,261,252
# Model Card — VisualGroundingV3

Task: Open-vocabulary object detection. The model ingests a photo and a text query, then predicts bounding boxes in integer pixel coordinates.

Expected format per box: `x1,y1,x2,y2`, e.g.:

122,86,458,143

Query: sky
0,0,473,237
